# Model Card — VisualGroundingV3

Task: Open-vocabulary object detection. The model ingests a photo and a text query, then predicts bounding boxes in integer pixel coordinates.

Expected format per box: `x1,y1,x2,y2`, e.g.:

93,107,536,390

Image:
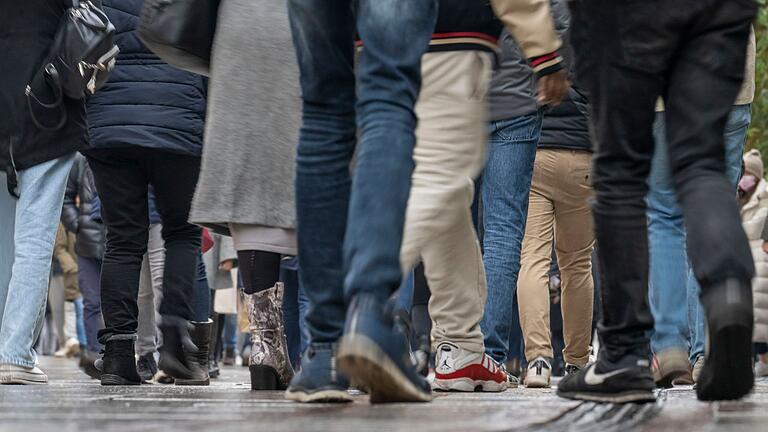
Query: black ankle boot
176,320,212,386
159,317,206,381
101,339,141,386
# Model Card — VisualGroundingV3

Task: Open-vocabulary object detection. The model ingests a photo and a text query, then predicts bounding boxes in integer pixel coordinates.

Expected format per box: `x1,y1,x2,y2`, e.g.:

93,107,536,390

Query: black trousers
87,147,202,343
569,0,757,360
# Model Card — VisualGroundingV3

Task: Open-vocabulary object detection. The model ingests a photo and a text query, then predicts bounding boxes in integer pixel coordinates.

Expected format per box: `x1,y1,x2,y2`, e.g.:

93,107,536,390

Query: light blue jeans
648,104,751,361
480,111,543,364
0,154,76,368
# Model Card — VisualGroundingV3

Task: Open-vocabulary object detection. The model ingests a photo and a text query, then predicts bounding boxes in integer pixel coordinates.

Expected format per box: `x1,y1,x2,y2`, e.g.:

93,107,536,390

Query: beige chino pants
518,148,595,367
400,50,492,353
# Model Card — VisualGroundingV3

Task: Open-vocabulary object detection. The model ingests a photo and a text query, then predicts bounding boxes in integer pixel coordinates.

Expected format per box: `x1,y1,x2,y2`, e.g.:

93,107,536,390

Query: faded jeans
0,154,76,368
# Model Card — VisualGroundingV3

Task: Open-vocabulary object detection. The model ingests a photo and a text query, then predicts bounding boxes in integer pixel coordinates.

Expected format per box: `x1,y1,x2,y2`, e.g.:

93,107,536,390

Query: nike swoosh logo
584,365,630,385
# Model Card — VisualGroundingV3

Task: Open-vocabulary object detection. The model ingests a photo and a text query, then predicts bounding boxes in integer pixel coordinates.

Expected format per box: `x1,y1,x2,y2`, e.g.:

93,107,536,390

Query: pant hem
0,358,36,369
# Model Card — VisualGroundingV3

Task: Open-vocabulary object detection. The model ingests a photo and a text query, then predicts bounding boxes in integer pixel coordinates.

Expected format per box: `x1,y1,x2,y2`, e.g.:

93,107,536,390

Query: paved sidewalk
0,357,766,432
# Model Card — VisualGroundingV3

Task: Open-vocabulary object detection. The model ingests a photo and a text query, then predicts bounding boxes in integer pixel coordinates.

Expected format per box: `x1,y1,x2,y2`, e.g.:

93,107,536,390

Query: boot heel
250,364,281,390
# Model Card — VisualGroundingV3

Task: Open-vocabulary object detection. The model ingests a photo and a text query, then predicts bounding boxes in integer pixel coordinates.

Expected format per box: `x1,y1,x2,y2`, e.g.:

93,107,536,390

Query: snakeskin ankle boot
245,282,295,390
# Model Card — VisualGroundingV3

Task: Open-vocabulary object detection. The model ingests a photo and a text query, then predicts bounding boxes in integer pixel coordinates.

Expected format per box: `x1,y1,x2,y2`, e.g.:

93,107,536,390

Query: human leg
664,1,756,400
517,150,556,388
0,154,75,382
87,149,150,385
688,104,752,365
552,150,594,369
480,113,542,364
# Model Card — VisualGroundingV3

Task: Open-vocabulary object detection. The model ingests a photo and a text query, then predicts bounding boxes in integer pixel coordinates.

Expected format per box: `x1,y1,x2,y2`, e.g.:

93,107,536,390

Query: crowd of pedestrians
1,0,766,409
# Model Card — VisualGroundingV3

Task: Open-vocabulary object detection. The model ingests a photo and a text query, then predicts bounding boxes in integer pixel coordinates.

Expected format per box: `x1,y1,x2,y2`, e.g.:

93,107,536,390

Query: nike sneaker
433,342,509,392
525,357,552,388
557,359,656,403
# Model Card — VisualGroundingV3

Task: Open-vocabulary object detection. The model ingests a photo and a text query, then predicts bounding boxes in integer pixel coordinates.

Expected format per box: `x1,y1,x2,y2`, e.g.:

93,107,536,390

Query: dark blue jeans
78,256,103,353
288,0,437,343
479,112,543,363
281,256,309,365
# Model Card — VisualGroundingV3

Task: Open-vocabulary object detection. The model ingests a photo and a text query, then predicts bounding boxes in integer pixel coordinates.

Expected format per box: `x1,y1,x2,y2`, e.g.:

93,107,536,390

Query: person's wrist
530,51,564,77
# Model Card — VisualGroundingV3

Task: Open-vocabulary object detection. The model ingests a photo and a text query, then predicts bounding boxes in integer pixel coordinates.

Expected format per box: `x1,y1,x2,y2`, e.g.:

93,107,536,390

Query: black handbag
138,0,220,76
25,0,119,130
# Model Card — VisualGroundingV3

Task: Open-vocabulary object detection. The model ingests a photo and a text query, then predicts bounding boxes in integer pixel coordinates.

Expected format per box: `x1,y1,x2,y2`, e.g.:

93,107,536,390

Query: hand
219,259,235,272
537,69,569,106
762,241,768,255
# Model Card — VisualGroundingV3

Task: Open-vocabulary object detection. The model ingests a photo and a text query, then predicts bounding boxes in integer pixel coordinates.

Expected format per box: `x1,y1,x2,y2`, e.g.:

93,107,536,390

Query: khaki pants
518,149,595,367
400,50,492,353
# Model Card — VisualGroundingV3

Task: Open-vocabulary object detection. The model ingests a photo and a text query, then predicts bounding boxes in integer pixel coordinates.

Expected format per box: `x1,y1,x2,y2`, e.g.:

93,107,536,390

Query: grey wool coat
190,0,299,235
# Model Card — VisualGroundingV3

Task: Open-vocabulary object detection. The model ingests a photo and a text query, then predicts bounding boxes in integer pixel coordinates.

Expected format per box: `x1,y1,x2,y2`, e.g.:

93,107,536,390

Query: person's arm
490,0,569,105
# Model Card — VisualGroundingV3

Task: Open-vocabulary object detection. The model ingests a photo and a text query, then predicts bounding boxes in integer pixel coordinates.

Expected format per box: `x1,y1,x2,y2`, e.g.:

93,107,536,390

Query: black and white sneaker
557,360,656,403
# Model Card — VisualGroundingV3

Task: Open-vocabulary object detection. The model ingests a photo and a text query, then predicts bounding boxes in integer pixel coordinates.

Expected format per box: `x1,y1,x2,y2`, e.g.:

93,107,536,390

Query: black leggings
238,250,282,294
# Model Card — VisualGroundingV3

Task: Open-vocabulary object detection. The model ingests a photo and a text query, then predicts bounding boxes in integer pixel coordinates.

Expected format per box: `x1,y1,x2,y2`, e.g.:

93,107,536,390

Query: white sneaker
433,342,509,392
0,364,48,385
525,357,552,388
756,360,768,378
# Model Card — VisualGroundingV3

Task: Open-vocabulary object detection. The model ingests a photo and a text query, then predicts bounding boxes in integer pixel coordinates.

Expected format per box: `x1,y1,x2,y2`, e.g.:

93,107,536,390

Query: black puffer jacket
85,0,207,156
61,153,106,259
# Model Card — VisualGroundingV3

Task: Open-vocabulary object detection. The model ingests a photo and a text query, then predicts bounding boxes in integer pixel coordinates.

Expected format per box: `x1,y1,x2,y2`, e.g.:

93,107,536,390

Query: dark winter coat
0,0,88,175
538,0,591,152
85,0,207,156
61,153,106,259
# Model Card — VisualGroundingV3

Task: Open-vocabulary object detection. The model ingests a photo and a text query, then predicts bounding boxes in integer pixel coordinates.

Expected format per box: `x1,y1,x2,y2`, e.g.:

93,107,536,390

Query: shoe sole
338,334,432,403
697,323,754,401
101,374,141,386
433,377,507,392
285,388,353,403
158,356,196,381
250,365,286,391
557,389,656,404
0,373,48,385
525,375,551,389
175,377,211,386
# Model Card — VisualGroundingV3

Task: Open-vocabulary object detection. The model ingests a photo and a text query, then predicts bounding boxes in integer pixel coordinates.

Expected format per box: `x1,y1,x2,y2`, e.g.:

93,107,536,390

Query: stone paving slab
0,358,766,432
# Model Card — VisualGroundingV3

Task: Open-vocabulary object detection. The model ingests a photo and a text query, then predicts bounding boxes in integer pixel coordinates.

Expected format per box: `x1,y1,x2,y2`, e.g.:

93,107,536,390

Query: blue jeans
288,0,437,343
222,314,237,350
479,112,543,363
78,256,103,353
0,154,76,367
74,297,86,347
648,104,751,360
281,256,309,365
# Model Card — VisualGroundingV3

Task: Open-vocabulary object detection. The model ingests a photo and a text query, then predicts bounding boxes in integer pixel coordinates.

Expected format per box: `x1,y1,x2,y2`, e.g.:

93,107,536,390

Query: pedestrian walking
190,0,302,391
559,0,759,403
516,0,595,388
647,31,756,388
83,0,208,386
0,0,90,385
400,0,568,394
283,0,438,404
61,153,106,379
